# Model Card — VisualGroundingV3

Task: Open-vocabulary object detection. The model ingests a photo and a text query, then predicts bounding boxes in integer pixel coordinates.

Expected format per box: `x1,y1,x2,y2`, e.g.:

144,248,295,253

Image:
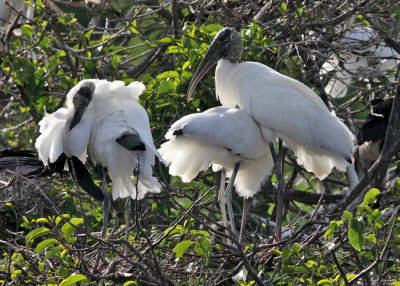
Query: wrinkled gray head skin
187,27,242,101
212,27,243,63
70,81,95,130
73,82,95,110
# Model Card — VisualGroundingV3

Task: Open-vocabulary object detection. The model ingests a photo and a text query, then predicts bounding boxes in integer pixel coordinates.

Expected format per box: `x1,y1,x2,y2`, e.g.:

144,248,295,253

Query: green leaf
11,269,22,281
60,274,88,286
36,217,49,224
203,24,223,34
55,216,63,226
282,246,292,261
45,246,63,261
280,2,287,12
366,233,377,244
124,282,138,286
364,188,380,204
157,71,179,79
348,218,365,251
157,80,176,95
35,238,58,253
194,237,211,259
173,240,194,258
21,24,33,39
286,265,309,274
167,45,181,54
61,218,84,240
342,211,352,221
270,248,281,256
38,37,51,48
35,0,44,8
317,279,333,286
25,227,50,245
111,55,120,68
175,197,192,209
292,243,301,253
158,37,173,44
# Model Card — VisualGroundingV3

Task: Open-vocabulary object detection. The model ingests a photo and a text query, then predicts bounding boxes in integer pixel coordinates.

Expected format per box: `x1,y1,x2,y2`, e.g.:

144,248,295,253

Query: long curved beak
70,109,85,130
187,43,221,102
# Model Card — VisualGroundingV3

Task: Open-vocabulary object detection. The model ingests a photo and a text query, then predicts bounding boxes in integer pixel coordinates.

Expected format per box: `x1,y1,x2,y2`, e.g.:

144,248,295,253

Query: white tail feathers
226,154,274,198
101,144,161,201
281,136,350,180
159,137,235,182
159,136,272,198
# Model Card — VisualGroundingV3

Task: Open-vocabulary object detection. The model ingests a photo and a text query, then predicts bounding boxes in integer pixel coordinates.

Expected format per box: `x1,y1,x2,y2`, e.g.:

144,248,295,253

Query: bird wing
220,61,354,160
167,106,268,160
114,83,163,161
35,108,69,164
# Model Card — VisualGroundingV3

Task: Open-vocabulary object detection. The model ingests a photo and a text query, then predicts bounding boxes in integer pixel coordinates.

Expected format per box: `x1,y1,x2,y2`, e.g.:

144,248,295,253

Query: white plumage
36,79,161,200
188,27,356,181
215,59,354,179
159,106,273,198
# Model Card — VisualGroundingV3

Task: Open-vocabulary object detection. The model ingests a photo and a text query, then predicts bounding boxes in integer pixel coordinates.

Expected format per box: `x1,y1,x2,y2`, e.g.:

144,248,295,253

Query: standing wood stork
36,79,162,241
187,27,358,239
158,106,273,240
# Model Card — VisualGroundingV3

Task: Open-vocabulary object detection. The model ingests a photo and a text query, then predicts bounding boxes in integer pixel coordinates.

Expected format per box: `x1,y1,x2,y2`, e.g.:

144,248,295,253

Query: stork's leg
239,198,250,243
98,167,109,241
125,197,131,256
225,161,241,236
346,164,359,190
94,166,109,269
269,142,285,241
218,170,229,230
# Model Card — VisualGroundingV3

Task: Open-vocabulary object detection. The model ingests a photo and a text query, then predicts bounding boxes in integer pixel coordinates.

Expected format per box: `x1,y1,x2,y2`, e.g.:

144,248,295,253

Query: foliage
0,0,400,285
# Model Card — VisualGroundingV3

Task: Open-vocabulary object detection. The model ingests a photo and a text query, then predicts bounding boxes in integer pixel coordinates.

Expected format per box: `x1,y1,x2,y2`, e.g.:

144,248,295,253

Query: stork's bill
70,82,95,130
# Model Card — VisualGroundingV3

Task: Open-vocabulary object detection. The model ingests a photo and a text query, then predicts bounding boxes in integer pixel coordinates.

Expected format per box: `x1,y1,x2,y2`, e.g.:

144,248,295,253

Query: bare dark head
212,27,243,63
70,81,95,130
73,82,95,110
187,27,242,101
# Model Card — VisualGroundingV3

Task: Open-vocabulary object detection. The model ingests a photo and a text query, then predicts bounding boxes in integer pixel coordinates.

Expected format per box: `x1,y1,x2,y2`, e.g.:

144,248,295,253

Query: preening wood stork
158,106,273,239
36,79,162,241
187,27,358,239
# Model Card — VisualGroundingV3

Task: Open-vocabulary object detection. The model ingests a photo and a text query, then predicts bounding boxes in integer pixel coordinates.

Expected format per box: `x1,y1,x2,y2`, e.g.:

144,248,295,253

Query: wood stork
187,27,358,239
321,26,399,99
158,106,273,240
35,79,162,241
356,98,392,177
0,0,25,34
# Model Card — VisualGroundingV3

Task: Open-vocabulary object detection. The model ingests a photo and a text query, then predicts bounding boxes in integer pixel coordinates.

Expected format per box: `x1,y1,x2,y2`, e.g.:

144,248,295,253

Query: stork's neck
215,59,242,107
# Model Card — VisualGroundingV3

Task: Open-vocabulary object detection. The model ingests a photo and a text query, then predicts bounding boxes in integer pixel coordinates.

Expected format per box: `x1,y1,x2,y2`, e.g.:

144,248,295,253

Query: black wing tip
116,133,146,151
173,129,184,136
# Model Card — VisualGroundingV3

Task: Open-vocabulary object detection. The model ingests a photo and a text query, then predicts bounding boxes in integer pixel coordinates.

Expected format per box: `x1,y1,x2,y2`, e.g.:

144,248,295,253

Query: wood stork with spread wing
158,106,273,240
187,27,358,239
36,79,162,240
